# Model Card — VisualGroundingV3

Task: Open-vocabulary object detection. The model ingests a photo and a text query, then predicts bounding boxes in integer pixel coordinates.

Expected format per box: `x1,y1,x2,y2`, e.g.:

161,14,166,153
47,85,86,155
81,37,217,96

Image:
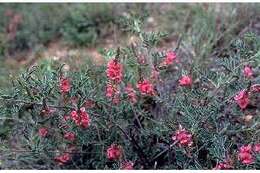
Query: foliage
0,4,115,55
60,4,115,46
0,10,260,170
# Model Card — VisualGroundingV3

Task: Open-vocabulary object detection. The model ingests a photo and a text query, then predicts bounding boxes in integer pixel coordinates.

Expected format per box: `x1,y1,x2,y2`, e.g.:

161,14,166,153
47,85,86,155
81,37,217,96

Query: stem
115,124,151,168
0,97,75,110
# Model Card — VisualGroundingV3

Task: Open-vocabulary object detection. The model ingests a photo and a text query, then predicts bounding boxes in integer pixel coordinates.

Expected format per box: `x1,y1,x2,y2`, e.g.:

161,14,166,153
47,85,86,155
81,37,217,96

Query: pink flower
106,83,121,104
213,161,232,170
70,110,81,126
63,115,70,121
106,59,123,83
164,51,177,65
59,78,71,93
238,145,254,165
172,126,193,147
254,144,260,153
54,153,71,165
70,109,91,128
38,127,48,138
120,161,134,170
137,79,155,96
64,132,76,142
80,110,91,128
240,145,252,153
125,84,137,103
243,66,253,78
106,83,119,98
179,75,192,86
234,90,249,109
106,83,114,98
106,144,123,160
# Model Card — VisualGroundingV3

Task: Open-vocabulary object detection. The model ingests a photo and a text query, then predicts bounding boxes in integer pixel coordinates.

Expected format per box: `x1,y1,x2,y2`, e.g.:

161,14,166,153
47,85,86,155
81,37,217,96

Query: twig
0,97,75,110
151,141,177,163
115,124,151,168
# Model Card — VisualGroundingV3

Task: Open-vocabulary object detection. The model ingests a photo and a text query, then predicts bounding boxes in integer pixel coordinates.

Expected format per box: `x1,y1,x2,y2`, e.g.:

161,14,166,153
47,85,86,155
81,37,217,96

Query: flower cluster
106,83,120,104
106,144,123,160
172,126,193,147
70,108,91,128
234,90,249,109
238,145,254,165
120,161,134,170
59,78,71,93
55,153,71,165
38,127,48,138
106,59,123,83
213,160,233,170
137,79,155,96
163,51,177,65
243,66,253,78
238,144,260,165
179,75,192,87
124,84,137,104
64,132,76,142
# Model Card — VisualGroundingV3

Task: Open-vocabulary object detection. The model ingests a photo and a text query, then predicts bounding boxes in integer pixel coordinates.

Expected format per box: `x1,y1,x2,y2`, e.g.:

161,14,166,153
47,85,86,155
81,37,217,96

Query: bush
0,14,259,170
60,4,115,46
0,4,115,55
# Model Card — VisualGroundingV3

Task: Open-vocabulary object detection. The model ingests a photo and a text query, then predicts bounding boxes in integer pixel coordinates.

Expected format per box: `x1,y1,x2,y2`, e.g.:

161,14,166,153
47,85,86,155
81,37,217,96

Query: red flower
243,66,253,78
137,79,155,96
38,127,48,138
59,78,71,93
238,145,254,165
125,84,137,104
164,51,177,65
106,83,120,104
70,108,91,128
172,126,193,147
106,83,114,98
213,161,232,170
54,153,71,165
63,115,70,121
234,90,249,109
80,110,91,128
254,144,260,153
179,75,192,86
70,110,81,126
106,144,123,160
120,161,134,170
106,83,119,98
64,132,76,142
106,59,123,83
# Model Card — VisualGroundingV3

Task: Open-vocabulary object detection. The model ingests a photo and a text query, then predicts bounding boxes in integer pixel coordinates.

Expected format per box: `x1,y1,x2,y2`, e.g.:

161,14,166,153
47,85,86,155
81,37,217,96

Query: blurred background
0,3,259,90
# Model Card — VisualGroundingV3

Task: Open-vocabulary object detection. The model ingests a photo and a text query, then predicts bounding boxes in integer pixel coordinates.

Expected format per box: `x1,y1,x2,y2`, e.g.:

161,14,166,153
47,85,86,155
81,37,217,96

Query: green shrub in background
0,4,68,53
61,4,115,46
0,4,115,54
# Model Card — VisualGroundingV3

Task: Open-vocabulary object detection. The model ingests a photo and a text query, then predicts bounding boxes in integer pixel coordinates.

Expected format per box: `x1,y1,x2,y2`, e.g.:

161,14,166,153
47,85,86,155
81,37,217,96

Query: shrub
60,4,115,46
0,14,259,170
0,4,115,55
